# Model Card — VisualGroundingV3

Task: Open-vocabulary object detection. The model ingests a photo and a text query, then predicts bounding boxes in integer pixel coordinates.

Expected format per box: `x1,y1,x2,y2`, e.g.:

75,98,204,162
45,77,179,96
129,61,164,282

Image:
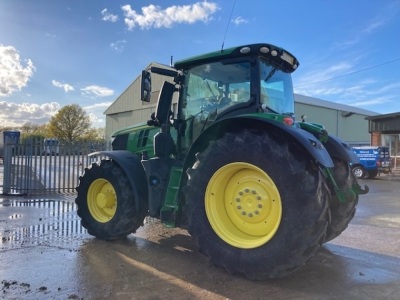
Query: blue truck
351,146,392,179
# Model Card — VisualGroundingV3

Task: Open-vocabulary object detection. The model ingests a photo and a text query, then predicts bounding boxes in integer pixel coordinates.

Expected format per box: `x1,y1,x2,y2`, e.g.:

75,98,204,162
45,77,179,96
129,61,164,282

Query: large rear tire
75,160,147,240
184,130,329,279
324,158,358,242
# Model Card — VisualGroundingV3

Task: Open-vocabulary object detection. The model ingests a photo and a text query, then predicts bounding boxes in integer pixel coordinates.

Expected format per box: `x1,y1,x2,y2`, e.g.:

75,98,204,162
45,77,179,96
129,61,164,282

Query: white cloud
0,100,109,127
295,61,354,90
326,62,353,74
83,102,111,126
349,97,393,107
81,85,114,97
0,101,60,126
0,45,36,97
87,113,104,124
362,20,385,34
45,33,57,39
110,40,126,52
371,82,400,94
336,3,399,49
122,1,219,30
342,82,400,99
83,102,112,110
232,16,248,26
101,8,119,22
52,80,75,92
360,2,399,36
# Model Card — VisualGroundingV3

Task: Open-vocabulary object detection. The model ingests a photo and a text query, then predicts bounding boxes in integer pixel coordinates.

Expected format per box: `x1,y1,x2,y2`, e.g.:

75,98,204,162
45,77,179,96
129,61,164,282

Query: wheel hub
234,189,264,221
96,192,114,208
87,178,117,223
205,162,282,249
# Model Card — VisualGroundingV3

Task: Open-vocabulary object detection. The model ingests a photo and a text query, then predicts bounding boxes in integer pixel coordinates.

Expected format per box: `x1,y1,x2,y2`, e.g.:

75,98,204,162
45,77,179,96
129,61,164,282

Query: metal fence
0,140,109,195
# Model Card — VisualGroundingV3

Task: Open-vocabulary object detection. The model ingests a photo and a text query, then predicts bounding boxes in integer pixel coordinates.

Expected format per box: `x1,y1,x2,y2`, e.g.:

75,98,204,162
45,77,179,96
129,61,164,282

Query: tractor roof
174,43,300,73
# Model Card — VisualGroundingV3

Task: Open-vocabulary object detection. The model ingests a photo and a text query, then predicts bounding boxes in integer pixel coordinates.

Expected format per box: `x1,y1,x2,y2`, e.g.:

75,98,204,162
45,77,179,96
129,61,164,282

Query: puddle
0,199,89,250
1,198,74,209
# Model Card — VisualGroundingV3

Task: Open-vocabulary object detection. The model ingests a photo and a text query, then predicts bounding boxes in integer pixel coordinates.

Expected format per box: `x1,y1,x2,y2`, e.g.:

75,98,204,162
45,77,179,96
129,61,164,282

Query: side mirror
155,81,175,125
141,70,151,102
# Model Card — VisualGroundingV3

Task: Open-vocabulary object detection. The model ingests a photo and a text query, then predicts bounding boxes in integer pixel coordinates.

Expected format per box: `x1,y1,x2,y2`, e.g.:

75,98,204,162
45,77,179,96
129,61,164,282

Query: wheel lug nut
257,196,261,200
235,198,240,202
237,205,241,210
251,190,256,194
258,204,262,208
239,192,243,196
255,210,259,215
248,213,253,217
241,211,246,216
245,189,249,193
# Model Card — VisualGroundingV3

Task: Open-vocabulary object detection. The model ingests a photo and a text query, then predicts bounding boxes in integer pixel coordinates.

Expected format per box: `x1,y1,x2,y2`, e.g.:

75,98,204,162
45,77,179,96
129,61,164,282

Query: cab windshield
181,58,295,119
183,61,251,120
259,58,295,114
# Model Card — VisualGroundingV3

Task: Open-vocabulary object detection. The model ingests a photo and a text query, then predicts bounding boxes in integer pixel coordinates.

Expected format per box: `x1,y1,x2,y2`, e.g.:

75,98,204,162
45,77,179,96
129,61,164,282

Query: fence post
2,131,21,195
3,144,12,194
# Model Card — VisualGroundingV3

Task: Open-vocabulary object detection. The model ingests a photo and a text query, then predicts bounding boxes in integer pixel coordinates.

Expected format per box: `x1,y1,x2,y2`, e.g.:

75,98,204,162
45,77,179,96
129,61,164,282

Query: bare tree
21,122,47,135
49,104,91,143
82,127,106,142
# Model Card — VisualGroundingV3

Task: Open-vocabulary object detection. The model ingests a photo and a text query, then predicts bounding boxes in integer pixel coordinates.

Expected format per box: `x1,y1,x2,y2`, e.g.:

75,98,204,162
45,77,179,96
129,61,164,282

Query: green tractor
76,43,368,279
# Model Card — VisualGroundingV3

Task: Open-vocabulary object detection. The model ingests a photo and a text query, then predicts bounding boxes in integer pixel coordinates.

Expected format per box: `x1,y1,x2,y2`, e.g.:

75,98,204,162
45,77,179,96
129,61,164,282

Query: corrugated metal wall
104,63,178,141
367,114,400,133
295,102,371,145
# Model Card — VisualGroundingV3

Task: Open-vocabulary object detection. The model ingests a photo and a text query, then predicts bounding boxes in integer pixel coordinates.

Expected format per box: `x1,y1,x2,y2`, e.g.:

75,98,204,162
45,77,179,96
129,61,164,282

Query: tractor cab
141,44,299,156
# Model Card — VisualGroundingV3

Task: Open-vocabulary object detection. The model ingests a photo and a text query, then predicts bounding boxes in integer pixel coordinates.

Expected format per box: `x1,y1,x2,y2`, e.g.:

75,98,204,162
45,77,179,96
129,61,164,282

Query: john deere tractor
76,43,368,280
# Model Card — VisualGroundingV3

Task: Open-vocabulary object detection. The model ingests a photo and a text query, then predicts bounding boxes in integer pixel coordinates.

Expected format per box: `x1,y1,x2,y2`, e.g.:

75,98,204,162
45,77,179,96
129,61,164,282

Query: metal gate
0,140,109,195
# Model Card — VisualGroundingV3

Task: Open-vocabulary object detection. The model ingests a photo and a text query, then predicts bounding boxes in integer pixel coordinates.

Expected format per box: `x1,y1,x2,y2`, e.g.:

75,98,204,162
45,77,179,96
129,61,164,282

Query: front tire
184,130,329,279
75,160,147,240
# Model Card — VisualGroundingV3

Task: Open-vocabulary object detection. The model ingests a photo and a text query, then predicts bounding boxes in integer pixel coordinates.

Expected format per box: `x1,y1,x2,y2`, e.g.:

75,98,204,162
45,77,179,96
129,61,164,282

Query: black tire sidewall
185,130,328,279
76,160,144,239
325,159,359,242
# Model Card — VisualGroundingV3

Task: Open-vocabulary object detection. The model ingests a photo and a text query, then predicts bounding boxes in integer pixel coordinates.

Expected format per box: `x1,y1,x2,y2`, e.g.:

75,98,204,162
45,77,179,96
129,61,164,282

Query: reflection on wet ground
0,198,161,251
1,179,400,299
0,199,88,251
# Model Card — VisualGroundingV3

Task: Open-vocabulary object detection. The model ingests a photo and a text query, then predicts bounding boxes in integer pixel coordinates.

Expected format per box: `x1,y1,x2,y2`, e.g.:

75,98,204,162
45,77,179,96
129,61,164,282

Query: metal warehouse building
104,64,378,146
294,94,377,146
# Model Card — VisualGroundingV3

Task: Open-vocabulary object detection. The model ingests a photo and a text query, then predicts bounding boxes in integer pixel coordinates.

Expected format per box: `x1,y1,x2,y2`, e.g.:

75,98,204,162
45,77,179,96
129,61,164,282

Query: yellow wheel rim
87,178,117,223
205,162,282,249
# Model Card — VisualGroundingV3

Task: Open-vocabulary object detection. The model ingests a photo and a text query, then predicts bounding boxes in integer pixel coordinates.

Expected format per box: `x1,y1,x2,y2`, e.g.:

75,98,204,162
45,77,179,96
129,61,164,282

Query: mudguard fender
261,120,335,168
88,150,148,213
188,117,334,168
324,135,360,164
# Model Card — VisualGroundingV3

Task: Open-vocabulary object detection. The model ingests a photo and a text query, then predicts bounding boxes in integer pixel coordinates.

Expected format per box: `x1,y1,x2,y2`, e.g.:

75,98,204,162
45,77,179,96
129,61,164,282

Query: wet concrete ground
1,176,400,299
